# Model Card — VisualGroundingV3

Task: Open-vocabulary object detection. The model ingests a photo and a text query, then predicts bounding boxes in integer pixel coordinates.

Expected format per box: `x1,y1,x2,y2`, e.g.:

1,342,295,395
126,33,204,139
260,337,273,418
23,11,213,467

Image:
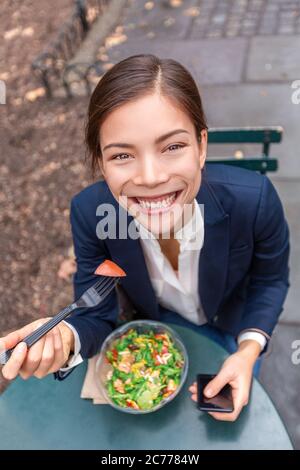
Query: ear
198,129,207,169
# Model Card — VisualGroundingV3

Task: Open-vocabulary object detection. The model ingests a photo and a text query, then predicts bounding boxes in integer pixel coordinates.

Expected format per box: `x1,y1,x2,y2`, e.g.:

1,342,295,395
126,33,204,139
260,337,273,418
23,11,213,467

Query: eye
112,153,132,161
166,143,186,152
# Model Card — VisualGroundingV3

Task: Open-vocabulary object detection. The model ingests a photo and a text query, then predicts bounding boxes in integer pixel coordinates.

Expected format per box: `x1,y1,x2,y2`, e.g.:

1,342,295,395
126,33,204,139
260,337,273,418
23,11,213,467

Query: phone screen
197,374,234,413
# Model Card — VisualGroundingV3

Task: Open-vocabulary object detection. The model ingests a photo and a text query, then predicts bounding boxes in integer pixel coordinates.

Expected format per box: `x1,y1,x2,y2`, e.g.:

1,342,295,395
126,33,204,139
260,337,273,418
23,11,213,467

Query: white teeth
137,192,176,210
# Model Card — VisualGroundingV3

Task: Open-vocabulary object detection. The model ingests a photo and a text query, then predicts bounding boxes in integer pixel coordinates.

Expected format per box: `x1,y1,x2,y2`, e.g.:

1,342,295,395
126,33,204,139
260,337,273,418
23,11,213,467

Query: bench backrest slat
206,126,283,172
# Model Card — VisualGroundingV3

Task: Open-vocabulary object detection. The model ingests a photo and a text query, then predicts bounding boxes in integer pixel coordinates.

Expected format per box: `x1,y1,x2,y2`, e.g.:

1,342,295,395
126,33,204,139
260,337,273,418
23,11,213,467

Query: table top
0,324,293,450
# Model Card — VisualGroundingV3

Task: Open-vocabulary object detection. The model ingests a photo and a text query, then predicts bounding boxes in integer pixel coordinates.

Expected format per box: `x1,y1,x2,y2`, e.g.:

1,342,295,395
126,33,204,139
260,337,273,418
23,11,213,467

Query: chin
132,203,188,239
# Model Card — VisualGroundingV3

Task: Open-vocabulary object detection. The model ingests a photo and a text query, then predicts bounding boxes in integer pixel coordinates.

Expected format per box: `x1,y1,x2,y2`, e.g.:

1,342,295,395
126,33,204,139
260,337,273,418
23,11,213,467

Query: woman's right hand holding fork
0,320,75,381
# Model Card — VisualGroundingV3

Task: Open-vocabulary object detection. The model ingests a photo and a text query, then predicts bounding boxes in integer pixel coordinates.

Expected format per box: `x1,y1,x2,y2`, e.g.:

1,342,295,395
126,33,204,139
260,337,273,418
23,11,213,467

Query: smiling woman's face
99,92,207,236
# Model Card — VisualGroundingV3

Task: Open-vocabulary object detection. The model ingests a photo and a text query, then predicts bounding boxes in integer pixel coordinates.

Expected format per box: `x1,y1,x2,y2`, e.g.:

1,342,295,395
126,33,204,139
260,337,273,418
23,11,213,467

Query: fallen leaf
170,0,182,7
105,33,127,48
144,1,154,10
21,27,34,37
87,6,97,23
4,27,21,40
57,113,66,124
183,7,200,17
234,150,244,159
25,87,45,102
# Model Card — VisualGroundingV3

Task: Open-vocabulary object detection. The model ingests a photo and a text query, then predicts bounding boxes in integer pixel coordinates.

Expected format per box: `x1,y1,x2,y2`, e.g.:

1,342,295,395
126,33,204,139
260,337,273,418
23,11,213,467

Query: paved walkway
70,0,300,448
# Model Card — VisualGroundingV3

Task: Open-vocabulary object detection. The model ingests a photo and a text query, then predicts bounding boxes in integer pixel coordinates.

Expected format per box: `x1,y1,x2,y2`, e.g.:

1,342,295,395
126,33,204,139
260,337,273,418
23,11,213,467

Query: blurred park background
0,0,299,448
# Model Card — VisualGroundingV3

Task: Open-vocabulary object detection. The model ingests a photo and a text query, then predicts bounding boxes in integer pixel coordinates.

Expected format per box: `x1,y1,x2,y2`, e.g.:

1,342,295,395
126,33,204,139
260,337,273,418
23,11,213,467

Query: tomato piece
154,334,166,341
112,348,118,360
94,260,126,277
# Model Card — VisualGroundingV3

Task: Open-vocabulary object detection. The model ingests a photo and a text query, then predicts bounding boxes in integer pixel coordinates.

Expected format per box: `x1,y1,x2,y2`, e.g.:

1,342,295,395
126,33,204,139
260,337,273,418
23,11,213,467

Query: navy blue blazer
65,164,290,360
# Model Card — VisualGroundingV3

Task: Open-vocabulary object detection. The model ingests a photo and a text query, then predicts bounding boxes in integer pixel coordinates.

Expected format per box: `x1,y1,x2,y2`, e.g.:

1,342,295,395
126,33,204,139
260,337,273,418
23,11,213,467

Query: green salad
104,328,185,410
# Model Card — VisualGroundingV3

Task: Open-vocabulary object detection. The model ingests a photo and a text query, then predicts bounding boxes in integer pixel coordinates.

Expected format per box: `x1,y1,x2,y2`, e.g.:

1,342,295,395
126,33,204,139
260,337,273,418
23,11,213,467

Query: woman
1,54,290,422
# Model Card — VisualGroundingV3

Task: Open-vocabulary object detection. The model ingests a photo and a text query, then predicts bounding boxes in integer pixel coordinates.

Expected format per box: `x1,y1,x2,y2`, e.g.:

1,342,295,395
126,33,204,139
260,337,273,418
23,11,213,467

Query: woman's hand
0,319,75,381
189,339,261,421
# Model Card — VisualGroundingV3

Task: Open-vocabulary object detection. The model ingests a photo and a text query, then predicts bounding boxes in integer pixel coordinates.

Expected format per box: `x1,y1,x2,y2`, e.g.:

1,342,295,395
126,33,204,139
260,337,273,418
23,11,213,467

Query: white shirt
135,200,206,325
61,199,266,371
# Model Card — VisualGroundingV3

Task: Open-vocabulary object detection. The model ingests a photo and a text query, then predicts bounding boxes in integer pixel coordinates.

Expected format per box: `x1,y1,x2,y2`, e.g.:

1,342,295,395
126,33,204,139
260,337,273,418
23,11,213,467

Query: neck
158,199,195,243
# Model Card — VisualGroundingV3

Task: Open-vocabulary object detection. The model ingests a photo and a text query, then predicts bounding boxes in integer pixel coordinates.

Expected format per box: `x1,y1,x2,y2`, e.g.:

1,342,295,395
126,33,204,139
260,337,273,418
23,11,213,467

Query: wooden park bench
207,126,283,174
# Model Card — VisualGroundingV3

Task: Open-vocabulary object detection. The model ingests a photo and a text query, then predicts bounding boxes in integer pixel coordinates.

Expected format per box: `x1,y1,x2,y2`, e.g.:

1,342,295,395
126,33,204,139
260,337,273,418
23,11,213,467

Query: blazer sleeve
238,176,290,338
64,196,119,359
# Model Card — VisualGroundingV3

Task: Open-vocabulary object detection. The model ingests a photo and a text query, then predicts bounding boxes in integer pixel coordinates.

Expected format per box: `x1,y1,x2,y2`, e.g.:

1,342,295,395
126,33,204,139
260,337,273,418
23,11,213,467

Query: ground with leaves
0,0,97,391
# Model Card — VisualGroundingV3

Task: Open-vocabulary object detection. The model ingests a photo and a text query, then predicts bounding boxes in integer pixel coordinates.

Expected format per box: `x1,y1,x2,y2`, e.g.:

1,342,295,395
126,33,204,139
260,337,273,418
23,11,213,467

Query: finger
34,333,55,378
189,382,197,393
207,388,245,422
1,330,27,351
2,342,28,380
204,369,231,398
0,338,5,357
20,325,46,378
48,327,64,373
59,323,73,362
208,410,240,422
231,387,248,416
0,322,41,350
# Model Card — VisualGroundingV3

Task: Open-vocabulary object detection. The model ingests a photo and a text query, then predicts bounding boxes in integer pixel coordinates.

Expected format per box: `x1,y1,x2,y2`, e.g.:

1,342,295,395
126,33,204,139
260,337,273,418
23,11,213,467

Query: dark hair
85,54,208,177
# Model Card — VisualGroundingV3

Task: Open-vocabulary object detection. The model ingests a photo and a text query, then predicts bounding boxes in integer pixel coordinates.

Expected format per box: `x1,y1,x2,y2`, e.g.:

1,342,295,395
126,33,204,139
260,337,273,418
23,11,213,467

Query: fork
0,276,119,365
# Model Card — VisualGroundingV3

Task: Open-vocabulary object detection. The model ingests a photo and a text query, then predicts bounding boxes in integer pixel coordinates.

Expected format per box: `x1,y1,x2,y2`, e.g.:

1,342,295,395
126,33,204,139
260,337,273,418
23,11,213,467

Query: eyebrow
102,129,189,152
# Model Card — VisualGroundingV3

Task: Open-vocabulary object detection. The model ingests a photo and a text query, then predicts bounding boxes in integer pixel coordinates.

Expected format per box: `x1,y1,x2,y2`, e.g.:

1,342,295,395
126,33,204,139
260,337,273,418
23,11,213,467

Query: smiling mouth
128,190,184,214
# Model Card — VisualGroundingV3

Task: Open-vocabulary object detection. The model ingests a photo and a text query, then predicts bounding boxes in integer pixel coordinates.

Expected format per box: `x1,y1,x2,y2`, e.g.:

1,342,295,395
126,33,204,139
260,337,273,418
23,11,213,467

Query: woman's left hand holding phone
189,339,261,421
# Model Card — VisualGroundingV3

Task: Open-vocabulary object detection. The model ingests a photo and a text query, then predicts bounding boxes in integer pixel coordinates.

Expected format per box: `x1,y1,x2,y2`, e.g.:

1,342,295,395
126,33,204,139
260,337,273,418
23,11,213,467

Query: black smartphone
197,374,234,413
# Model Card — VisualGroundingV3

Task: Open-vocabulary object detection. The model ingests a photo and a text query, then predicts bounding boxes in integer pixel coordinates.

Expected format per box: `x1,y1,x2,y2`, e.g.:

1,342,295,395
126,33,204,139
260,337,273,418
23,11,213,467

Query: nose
132,154,169,187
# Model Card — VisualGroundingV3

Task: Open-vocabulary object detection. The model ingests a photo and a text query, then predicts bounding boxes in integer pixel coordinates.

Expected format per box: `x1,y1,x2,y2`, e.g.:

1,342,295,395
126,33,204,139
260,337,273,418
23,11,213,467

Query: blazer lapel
196,178,230,321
